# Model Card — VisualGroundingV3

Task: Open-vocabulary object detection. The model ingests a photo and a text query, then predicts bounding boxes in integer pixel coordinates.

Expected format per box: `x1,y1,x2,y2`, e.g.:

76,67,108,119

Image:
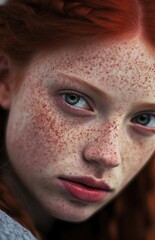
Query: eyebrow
131,102,155,111
58,72,112,102
58,72,155,110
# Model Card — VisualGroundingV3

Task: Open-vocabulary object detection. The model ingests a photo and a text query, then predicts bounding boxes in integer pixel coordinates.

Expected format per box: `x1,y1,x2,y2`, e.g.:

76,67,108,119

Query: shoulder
0,210,37,240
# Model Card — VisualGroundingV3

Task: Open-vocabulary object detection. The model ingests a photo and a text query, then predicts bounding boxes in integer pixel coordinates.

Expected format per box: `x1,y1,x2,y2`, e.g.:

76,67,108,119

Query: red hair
0,0,155,239
0,0,140,63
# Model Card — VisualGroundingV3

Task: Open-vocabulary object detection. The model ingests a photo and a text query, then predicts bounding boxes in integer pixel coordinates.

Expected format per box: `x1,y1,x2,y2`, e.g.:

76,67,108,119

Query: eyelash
58,91,94,113
131,113,155,132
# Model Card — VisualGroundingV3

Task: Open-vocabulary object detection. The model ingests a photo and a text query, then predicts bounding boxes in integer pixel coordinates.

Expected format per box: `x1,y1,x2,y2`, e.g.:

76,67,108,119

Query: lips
59,176,113,203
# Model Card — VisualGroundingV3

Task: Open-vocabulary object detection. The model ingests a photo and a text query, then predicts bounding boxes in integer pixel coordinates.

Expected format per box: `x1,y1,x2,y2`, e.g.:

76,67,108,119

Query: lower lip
59,179,109,203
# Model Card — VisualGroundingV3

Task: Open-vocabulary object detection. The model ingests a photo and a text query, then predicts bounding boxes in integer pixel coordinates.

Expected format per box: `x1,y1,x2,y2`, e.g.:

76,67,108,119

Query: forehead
30,37,155,102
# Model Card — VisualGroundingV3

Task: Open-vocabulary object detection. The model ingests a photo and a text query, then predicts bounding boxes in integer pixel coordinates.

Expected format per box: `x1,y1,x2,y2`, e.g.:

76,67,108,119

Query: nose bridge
98,119,119,141
84,121,122,168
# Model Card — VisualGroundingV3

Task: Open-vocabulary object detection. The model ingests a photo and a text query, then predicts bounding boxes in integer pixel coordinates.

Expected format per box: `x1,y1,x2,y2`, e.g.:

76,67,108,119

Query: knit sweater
0,210,37,240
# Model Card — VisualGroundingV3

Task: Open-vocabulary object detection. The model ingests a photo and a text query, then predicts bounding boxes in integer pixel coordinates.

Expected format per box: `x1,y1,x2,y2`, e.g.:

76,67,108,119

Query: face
6,37,155,222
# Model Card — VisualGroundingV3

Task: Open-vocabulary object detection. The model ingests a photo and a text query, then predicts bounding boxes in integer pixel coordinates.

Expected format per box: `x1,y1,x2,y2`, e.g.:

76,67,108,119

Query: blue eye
61,93,90,110
63,94,80,105
132,114,155,127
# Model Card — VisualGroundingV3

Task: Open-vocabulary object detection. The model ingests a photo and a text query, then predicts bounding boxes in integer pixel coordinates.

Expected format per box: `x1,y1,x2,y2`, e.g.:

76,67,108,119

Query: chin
54,212,93,223
45,201,96,223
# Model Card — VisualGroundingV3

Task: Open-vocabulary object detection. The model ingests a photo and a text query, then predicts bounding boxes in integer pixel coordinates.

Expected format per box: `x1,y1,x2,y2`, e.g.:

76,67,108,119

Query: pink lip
59,176,113,203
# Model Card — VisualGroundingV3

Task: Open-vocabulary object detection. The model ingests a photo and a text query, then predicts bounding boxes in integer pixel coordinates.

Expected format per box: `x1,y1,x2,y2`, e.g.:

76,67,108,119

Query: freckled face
6,37,155,222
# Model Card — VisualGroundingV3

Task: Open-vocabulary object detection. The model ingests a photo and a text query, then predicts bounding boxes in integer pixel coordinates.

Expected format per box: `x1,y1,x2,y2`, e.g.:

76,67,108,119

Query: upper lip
59,176,114,192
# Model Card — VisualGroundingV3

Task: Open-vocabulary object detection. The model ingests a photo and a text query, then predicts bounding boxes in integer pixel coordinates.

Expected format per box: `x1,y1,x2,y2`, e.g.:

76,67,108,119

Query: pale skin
0,36,155,233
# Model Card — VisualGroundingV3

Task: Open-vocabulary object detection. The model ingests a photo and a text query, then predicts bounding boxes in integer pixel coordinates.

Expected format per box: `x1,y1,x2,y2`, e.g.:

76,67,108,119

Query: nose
83,126,122,169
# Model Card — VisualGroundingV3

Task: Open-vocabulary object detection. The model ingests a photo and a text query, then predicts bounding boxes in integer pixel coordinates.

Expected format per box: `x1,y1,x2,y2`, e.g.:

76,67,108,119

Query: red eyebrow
58,72,113,102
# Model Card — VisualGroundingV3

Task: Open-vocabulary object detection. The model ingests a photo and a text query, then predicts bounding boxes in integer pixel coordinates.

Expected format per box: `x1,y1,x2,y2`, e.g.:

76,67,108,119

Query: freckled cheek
121,139,154,179
18,106,85,170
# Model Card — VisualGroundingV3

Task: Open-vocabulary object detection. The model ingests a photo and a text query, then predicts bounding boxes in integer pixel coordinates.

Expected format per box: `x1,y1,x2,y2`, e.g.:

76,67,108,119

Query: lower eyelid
131,123,155,135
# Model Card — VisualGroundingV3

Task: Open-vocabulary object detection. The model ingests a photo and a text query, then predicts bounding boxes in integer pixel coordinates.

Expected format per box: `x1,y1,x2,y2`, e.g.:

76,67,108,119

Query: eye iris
65,94,80,105
135,114,151,126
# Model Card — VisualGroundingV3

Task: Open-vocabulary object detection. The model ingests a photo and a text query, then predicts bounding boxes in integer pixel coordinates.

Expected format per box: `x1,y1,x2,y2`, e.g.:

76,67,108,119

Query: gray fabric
0,0,7,5
0,210,37,240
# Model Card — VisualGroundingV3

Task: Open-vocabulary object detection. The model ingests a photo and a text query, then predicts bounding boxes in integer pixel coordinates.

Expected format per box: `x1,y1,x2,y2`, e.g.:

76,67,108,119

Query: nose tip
83,143,121,169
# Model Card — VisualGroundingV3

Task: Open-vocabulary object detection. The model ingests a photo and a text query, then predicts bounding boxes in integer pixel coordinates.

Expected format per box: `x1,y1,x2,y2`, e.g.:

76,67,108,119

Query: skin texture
4,36,155,228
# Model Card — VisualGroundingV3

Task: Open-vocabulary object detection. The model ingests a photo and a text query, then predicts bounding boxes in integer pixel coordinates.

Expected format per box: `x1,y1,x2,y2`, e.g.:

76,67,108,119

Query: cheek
6,90,84,174
120,137,154,183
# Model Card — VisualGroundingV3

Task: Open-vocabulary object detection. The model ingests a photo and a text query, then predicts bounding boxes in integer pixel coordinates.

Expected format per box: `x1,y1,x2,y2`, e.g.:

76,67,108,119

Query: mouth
58,176,114,203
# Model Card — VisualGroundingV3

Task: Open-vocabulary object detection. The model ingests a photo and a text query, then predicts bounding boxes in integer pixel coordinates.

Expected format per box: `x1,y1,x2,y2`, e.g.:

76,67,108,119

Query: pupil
136,114,150,125
65,94,80,105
